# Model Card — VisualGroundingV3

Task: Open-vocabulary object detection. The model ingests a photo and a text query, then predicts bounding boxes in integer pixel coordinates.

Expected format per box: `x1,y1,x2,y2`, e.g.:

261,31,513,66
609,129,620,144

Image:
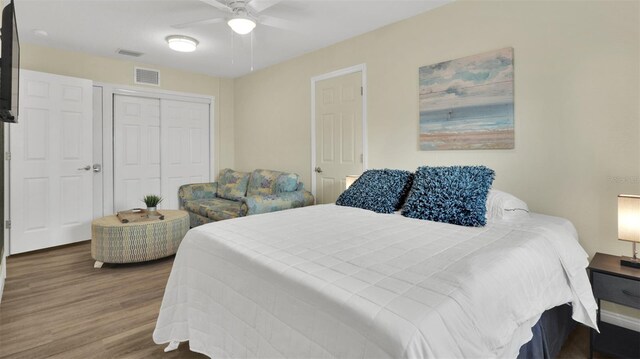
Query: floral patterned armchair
179,168,315,227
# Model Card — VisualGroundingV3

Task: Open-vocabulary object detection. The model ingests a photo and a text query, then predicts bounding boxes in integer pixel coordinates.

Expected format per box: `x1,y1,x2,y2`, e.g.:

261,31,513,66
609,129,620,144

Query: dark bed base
517,304,576,359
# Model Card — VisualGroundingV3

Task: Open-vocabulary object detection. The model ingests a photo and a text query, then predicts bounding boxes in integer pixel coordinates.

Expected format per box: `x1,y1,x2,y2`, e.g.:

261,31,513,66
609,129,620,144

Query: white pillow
486,189,529,220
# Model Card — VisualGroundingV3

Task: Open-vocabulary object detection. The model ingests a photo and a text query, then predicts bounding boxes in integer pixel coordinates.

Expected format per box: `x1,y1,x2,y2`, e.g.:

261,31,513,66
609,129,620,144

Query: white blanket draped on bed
153,204,597,358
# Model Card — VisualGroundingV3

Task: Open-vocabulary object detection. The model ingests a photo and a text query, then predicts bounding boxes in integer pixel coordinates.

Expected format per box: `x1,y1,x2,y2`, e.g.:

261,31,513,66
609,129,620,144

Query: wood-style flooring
0,241,604,358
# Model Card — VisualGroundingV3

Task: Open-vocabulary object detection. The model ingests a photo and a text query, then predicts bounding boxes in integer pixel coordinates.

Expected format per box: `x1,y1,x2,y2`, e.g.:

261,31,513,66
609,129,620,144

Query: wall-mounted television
0,2,19,123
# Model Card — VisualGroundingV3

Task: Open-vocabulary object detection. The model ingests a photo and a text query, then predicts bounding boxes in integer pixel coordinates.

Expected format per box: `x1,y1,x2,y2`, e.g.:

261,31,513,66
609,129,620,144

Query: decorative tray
116,208,165,223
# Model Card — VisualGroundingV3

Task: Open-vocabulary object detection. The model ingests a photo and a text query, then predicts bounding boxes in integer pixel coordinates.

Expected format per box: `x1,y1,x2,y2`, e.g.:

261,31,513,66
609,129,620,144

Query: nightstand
588,253,640,359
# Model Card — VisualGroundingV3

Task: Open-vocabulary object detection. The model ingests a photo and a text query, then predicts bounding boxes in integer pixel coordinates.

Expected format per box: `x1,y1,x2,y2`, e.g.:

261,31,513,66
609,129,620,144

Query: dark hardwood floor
0,241,603,358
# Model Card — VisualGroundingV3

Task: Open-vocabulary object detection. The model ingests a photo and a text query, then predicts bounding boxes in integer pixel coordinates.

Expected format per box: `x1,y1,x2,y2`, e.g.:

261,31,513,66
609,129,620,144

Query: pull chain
250,32,254,72
231,30,235,65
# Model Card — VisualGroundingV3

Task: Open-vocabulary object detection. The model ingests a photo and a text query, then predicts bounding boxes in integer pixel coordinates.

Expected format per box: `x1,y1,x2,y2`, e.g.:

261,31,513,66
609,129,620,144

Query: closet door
10,70,93,254
160,99,210,209
113,95,161,211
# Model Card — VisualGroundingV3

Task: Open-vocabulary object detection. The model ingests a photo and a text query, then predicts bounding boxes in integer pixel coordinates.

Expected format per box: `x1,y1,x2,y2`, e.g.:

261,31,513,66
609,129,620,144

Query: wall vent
116,49,144,57
134,67,160,86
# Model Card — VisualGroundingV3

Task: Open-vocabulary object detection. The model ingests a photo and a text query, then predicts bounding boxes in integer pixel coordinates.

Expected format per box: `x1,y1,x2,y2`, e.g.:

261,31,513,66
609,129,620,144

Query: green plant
142,194,163,207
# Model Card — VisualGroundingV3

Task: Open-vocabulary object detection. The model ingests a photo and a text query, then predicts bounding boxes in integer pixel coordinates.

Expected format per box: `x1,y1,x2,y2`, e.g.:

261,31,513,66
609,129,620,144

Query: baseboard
0,255,5,305
601,309,640,332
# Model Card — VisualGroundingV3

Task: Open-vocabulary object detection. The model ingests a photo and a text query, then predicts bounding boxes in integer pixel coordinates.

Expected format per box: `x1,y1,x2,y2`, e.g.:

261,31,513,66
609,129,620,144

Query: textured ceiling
15,0,451,78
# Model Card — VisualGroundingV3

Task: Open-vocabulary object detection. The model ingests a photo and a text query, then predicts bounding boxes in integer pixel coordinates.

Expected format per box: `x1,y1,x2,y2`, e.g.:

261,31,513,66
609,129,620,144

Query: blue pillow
401,166,495,227
336,169,413,213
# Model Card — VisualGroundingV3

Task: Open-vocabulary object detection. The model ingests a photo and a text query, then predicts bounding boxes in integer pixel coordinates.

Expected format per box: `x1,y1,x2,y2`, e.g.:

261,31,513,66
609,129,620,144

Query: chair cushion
183,197,244,222
216,168,250,201
248,169,287,196
275,173,300,193
401,166,495,227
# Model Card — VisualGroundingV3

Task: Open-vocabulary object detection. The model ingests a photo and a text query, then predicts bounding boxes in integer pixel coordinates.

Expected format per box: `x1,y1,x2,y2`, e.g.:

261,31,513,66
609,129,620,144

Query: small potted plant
142,194,163,216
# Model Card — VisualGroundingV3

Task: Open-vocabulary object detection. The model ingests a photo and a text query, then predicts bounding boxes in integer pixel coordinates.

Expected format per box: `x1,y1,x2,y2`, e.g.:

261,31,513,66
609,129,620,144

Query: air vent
134,67,160,86
116,49,144,57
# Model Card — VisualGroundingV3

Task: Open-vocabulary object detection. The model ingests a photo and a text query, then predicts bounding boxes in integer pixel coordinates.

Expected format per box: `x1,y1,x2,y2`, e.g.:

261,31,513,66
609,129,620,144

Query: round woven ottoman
91,210,190,268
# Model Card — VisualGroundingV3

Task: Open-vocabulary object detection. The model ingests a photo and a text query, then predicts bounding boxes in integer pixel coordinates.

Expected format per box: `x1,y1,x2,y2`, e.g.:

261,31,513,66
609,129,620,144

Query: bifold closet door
113,95,161,212
160,99,210,210
113,95,210,212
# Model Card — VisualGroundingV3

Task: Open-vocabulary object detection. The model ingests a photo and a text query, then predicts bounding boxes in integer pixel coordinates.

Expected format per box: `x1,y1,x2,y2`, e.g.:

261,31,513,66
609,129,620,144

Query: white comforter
153,204,597,358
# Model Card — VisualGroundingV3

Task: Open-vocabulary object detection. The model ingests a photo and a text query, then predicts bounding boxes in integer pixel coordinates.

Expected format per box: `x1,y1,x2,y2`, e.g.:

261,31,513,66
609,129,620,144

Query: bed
153,204,598,358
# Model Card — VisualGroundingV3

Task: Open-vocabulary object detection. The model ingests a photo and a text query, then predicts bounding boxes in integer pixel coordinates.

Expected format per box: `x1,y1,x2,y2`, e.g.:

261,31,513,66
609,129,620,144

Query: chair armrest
241,190,314,216
178,182,218,209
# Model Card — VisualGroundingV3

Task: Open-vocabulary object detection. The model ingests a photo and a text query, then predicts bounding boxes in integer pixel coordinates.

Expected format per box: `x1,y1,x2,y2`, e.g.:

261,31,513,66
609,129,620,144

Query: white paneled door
314,72,363,204
113,95,161,212
113,95,210,212
10,70,93,254
161,99,210,209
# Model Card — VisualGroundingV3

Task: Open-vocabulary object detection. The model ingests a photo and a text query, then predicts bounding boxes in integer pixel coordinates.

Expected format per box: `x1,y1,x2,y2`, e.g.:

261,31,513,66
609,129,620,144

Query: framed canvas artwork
419,47,514,150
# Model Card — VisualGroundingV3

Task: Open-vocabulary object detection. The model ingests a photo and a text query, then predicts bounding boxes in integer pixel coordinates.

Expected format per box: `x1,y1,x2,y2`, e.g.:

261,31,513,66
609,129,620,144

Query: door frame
94,82,215,215
310,64,368,198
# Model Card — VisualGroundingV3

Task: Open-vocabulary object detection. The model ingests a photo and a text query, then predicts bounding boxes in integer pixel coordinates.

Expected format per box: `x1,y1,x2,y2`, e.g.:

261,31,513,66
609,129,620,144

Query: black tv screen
0,2,19,123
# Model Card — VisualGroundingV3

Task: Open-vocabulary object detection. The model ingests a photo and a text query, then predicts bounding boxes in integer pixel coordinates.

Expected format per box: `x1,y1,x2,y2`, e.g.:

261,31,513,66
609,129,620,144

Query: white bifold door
160,99,210,210
113,95,161,211
113,95,210,212
10,70,93,254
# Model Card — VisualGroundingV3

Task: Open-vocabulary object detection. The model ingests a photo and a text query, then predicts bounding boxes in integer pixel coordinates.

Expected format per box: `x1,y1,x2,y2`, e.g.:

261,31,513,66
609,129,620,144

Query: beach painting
419,48,514,150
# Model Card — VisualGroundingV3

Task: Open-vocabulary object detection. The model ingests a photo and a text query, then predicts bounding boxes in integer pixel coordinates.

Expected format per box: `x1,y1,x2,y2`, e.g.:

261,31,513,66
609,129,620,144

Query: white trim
101,85,114,215
0,255,5,304
1,120,8,303
95,82,215,214
95,82,213,104
4,121,9,257
92,86,104,219
310,64,368,197
601,309,640,332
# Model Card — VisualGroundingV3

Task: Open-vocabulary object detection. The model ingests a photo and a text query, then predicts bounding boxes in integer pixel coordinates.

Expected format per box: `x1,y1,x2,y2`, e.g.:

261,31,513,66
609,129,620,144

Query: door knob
315,167,323,173
93,164,102,173
77,165,91,171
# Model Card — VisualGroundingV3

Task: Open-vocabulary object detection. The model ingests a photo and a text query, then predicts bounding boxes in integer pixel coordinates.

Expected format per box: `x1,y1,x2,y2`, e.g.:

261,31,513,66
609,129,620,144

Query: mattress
153,204,597,358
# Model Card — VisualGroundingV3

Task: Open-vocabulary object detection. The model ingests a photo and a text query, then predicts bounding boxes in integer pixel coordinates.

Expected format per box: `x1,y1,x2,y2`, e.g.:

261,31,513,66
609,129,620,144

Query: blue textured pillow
336,169,413,213
401,166,495,227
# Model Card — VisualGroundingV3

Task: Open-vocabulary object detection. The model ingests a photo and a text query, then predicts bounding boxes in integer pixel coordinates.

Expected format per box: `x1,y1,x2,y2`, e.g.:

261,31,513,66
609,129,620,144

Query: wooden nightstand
588,253,640,359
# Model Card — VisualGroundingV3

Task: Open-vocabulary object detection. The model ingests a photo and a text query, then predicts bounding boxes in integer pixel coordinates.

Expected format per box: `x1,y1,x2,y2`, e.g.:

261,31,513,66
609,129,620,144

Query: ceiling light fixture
228,16,256,35
166,35,199,52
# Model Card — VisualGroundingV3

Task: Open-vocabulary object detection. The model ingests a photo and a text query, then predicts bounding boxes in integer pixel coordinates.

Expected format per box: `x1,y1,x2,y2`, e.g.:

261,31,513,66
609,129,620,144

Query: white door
160,99,210,209
113,95,161,212
10,70,93,254
314,72,363,204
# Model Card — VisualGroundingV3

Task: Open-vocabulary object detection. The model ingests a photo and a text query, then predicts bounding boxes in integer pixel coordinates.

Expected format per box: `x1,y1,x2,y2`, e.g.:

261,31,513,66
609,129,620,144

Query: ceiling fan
172,0,293,35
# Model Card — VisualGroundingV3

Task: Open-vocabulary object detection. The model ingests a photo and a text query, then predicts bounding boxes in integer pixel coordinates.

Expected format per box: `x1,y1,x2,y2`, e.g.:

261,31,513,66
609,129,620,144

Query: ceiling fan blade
247,0,284,13
171,17,225,29
199,0,233,13
259,15,297,31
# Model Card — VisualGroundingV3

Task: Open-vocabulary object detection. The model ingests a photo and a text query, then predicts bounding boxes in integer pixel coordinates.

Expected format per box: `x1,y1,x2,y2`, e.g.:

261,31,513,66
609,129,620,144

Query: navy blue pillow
336,169,413,213
401,166,495,227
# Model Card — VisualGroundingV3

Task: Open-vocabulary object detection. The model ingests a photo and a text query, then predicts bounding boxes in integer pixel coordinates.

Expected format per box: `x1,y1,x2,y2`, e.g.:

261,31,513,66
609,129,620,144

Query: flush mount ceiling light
227,16,256,35
166,35,199,52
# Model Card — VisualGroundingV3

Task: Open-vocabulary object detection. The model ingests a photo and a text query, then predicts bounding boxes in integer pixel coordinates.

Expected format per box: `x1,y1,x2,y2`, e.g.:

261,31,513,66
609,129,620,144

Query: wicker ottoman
91,210,190,268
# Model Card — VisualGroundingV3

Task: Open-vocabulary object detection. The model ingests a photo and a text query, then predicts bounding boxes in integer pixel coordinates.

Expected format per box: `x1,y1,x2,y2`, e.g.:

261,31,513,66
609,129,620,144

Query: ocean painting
419,48,514,150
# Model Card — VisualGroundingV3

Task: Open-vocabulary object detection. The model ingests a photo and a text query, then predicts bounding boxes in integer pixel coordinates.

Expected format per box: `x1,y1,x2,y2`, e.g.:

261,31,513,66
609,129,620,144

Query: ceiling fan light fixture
228,16,256,35
166,35,199,52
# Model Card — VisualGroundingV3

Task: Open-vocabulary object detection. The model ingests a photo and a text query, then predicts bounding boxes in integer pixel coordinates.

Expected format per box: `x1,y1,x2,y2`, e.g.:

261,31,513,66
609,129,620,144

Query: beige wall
14,0,640,319
19,44,235,171
234,0,639,261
